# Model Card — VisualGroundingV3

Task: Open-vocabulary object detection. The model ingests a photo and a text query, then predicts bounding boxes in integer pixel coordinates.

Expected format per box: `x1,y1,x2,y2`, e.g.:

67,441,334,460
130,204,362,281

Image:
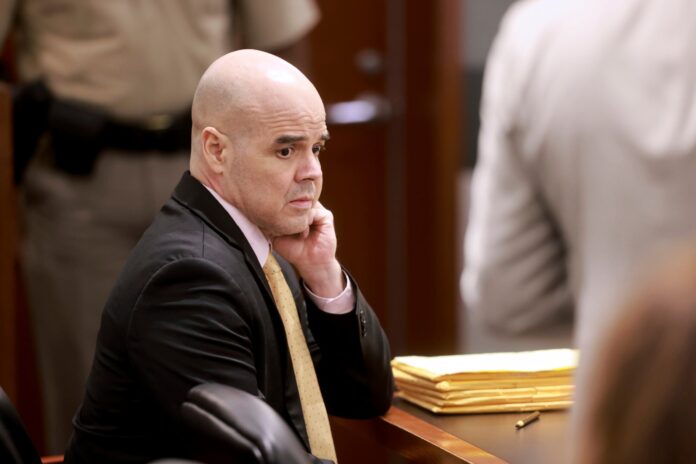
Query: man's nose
297,150,322,181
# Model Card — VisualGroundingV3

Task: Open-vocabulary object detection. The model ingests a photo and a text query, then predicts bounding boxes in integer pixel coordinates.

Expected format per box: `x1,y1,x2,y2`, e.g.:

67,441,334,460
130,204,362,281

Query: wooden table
330,398,571,464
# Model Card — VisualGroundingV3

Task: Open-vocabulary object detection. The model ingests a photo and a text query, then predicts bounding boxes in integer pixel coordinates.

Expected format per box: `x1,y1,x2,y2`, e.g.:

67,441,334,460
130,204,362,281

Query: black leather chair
180,383,312,464
0,387,62,464
2,382,313,464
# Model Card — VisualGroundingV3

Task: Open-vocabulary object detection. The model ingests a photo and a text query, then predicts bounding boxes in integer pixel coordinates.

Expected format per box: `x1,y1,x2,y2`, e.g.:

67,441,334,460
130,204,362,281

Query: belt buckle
142,114,174,131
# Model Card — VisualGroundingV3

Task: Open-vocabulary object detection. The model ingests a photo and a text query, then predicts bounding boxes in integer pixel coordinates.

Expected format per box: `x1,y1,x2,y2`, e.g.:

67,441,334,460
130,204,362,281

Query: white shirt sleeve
303,271,354,315
463,3,572,333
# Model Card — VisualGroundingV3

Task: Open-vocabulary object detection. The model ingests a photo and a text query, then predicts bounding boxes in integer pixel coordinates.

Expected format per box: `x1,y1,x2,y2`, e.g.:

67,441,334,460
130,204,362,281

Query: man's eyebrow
275,134,306,144
275,132,331,144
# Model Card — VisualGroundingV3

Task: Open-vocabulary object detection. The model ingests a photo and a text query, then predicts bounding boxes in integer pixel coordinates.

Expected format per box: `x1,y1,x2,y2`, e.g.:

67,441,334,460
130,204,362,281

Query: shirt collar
203,185,270,266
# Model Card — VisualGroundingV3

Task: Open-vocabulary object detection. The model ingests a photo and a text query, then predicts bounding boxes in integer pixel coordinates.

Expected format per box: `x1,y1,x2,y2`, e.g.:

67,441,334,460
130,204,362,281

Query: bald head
190,50,322,168
187,49,328,237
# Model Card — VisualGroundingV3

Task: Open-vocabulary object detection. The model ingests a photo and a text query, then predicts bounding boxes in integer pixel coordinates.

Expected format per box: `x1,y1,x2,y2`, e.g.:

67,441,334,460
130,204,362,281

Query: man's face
221,100,328,238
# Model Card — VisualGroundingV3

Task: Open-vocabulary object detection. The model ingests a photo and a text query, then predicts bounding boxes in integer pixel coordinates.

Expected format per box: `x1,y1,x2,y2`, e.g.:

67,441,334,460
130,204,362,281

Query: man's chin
267,219,310,238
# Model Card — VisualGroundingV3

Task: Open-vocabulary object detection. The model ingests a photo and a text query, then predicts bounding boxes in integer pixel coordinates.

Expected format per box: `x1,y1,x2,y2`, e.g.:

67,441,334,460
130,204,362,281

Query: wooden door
308,0,461,356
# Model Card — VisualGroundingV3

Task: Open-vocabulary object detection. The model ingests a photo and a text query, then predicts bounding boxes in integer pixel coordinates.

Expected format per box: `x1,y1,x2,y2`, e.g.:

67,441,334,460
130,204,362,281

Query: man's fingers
310,202,334,226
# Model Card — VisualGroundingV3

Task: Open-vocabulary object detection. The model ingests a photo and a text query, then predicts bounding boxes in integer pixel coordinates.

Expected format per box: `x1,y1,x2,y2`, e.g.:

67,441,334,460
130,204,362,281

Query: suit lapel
171,171,274,300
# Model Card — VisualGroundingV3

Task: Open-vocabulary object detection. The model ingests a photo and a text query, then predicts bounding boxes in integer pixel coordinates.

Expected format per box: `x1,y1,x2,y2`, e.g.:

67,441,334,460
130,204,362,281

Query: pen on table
515,411,540,429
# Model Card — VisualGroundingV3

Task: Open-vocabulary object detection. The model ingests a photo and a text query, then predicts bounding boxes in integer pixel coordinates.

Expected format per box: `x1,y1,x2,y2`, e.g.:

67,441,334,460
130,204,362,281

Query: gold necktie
263,253,338,463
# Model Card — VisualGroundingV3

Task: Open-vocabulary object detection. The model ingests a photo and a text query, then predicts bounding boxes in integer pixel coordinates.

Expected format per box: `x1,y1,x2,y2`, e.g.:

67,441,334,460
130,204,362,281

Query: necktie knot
263,253,283,277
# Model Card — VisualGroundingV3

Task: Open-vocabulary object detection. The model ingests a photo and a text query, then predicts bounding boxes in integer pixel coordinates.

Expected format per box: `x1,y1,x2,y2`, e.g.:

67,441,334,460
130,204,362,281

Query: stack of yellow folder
391,348,578,414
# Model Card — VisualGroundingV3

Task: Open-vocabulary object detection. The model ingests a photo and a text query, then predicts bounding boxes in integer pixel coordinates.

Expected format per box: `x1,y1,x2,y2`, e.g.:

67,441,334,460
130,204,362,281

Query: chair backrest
0,387,42,464
181,383,311,464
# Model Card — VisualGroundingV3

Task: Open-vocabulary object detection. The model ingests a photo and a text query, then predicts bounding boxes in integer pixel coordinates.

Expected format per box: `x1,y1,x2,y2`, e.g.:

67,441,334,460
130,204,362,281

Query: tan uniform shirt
1,0,319,454
1,0,319,118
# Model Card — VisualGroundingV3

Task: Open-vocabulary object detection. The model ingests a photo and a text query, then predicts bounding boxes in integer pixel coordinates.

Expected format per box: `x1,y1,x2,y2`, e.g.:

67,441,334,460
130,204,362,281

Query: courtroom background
0,0,572,455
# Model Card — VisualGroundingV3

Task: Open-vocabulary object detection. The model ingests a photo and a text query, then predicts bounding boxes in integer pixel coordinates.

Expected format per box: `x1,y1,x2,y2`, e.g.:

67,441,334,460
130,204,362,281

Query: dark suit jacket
65,172,394,463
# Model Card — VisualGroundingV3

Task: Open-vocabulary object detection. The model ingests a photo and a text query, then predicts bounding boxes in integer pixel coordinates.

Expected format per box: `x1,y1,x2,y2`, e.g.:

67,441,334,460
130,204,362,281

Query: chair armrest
182,383,311,464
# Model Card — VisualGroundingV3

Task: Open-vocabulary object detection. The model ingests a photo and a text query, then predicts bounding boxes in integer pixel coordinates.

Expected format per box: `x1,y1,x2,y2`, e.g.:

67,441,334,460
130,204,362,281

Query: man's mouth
289,197,314,209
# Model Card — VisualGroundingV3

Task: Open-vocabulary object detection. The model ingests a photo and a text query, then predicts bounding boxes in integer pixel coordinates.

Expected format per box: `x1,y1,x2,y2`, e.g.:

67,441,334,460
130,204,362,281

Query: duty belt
12,80,191,179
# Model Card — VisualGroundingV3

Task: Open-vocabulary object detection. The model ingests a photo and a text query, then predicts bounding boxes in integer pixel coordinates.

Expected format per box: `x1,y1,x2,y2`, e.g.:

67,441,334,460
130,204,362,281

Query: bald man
64,50,394,464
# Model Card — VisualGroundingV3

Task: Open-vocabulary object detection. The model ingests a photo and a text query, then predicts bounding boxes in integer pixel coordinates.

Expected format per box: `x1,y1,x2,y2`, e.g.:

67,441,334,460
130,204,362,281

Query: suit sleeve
462,4,572,333
301,271,394,418
126,257,259,420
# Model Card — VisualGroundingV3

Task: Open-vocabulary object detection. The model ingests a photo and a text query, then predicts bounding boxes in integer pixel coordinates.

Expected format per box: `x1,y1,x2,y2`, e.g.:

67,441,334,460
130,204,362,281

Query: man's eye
278,147,293,158
312,144,325,155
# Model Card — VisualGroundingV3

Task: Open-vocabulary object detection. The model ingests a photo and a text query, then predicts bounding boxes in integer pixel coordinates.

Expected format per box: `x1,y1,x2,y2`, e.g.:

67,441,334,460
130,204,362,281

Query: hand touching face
273,202,344,298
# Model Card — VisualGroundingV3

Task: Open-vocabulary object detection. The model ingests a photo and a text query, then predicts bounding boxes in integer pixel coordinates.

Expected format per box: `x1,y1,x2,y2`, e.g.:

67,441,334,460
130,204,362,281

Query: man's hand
272,202,345,297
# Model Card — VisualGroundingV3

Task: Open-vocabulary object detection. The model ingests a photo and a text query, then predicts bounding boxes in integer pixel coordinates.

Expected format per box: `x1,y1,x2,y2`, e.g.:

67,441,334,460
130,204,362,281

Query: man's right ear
201,127,229,174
